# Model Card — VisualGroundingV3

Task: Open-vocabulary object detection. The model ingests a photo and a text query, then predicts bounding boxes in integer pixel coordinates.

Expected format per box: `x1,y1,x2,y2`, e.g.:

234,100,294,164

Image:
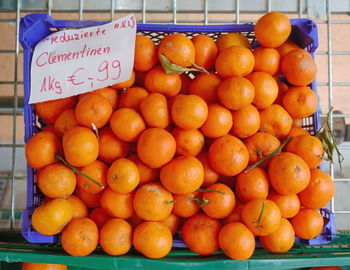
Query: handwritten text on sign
30,14,136,104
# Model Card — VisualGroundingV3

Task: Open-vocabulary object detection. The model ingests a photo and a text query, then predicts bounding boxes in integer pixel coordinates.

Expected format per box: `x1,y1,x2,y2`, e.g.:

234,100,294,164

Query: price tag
29,13,136,104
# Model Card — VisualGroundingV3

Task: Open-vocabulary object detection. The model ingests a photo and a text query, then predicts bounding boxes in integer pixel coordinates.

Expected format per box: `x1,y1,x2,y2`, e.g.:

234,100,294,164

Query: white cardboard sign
29,14,136,104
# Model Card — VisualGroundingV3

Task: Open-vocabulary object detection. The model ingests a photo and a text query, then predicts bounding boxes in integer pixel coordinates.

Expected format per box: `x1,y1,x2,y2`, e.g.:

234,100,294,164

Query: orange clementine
236,167,269,202
25,131,61,170
133,182,174,221
222,201,246,224
128,154,159,184
160,155,204,194
76,160,107,194
119,86,149,111
246,71,278,109
208,135,249,176
281,49,317,86
282,86,318,118
253,47,280,75
171,94,208,130
31,198,73,236
99,218,132,256
276,40,300,58
241,198,282,236
78,87,119,110
267,192,300,219
217,77,255,110
140,92,170,128
259,104,293,138
160,212,180,236
22,263,67,270
274,80,289,105
88,207,111,229
188,72,221,103
107,158,140,194
133,221,172,259
268,152,311,195
191,34,218,70
284,126,309,140
62,126,99,167
98,126,130,164
298,169,335,210
54,109,78,137
38,163,76,198
137,128,176,168
172,127,204,156
172,191,201,218
202,183,236,219
219,222,255,260
231,104,260,139
201,103,233,138
109,108,146,142
75,187,102,208
75,94,113,129
34,96,77,124
66,195,88,219
286,134,324,169
181,213,222,255
215,46,255,78
100,188,134,219
61,217,98,256
260,218,295,253
291,209,324,240
255,12,292,48
197,151,219,187
244,132,281,165
158,33,195,68
144,66,182,98
134,35,158,72
216,33,252,52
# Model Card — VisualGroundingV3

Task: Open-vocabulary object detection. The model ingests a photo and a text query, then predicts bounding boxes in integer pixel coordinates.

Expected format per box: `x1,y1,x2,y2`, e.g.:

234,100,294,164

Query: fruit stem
253,200,265,230
244,136,293,173
196,188,225,195
164,200,176,205
187,197,209,207
192,62,209,74
316,107,344,171
91,123,99,140
256,149,263,159
159,54,209,75
55,154,104,188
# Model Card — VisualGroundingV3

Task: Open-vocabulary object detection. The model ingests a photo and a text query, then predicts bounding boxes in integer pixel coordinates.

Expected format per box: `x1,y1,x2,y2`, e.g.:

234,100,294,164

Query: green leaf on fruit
316,107,344,170
159,54,208,75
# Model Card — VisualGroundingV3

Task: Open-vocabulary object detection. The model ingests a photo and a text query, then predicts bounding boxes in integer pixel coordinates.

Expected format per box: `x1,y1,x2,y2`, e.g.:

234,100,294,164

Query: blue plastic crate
19,14,328,245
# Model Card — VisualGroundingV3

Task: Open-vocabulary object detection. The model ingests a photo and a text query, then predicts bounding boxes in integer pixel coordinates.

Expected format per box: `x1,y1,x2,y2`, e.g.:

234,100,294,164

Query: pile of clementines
25,11,334,261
